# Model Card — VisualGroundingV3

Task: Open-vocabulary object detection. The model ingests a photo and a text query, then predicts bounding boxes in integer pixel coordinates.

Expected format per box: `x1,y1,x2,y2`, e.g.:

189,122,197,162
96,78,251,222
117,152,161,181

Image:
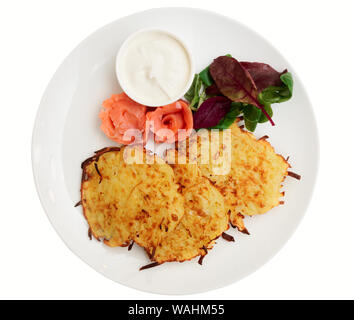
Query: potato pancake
178,121,289,232
153,176,229,263
81,147,185,253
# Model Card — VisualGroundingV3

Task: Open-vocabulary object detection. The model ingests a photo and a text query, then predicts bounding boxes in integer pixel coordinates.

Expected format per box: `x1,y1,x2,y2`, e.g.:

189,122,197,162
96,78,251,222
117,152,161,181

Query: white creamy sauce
118,30,192,106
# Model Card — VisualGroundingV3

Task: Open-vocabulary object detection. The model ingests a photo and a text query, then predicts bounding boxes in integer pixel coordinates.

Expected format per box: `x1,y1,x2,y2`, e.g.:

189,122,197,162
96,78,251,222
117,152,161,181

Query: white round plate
32,7,319,295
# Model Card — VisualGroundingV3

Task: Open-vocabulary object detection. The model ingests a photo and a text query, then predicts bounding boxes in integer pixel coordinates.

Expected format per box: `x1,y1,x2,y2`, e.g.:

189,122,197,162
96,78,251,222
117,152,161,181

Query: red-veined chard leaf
240,62,293,105
209,56,274,125
240,62,287,93
199,54,231,87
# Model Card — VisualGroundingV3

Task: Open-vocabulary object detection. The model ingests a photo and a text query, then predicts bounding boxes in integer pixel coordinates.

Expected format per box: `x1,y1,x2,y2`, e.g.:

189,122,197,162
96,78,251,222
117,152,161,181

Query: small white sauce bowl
116,28,195,107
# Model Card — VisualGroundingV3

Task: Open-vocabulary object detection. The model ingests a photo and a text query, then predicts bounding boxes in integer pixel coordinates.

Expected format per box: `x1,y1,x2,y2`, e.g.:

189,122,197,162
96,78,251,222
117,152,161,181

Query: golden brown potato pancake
81,147,185,253
153,175,229,263
176,121,289,232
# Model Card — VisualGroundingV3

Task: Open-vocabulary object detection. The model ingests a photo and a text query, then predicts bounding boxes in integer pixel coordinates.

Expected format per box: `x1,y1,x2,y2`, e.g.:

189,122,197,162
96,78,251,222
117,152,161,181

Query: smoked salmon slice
99,93,147,145
146,100,193,143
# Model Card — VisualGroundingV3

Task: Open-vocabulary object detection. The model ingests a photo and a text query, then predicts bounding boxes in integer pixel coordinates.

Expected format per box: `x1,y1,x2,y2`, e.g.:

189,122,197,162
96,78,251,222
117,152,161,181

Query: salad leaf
243,104,262,132
199,66,214,87
209,56,258,105
185,74,199,102
186,55,293,133
280,72,293,94
240,62,287,92
258,72,293,105
210,102,243,129
240,62,292,105
258,104,273,123
193,96,232,130
243,104,262,122
205,83,221,96
244,118,258,132
198,89,207,108
209,56,274,125
184,74,204,111
199,54,232,87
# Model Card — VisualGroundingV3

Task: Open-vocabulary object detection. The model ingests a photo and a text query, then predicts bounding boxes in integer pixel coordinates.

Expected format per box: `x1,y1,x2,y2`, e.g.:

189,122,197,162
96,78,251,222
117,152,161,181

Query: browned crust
81,147,121,169
128,241,134,251
139,262,161,271
222,232,235,242
198,255,206,265
241,228,250,235
120,241,130,247
258,135,269,141
198,247,208,265
74,200,82,207
230,221,250,235
288,171,301,180
230,214,250,235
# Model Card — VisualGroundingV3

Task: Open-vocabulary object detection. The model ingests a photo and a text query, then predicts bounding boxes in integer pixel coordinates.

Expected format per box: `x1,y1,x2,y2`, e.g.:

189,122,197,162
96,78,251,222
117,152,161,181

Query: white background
0,0,353,300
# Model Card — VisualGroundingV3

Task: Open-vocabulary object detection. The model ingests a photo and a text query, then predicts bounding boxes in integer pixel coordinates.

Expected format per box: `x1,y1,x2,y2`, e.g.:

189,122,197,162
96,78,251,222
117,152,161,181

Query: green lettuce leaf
243,104,262,132
199,66,214,87
184,74,204,111
258,72,293,105
244,118,258,132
